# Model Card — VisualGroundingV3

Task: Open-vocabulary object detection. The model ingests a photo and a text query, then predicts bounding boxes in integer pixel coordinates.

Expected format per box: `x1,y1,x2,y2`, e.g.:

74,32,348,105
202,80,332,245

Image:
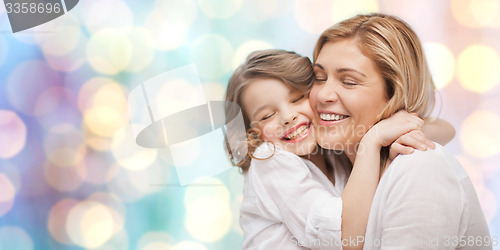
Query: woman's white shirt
240,143,349,250
364,143,492,249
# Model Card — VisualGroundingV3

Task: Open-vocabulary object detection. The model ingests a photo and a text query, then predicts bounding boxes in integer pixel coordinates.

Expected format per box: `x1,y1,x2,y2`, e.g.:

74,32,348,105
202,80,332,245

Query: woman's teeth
320,113,348,121
285,125,308,140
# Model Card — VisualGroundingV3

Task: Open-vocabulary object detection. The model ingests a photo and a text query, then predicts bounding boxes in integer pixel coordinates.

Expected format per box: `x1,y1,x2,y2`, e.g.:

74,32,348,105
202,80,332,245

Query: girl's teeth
286,125,308,140
320,113,347,121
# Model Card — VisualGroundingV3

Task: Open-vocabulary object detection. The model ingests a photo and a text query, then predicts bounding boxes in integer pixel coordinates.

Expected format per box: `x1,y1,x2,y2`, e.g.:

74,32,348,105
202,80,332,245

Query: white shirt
364,143,492,249
240,143,350,250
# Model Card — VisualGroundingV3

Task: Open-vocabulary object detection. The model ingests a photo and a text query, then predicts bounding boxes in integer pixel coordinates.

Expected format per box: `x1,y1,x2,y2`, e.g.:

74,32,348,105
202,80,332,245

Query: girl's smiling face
241,78,317,156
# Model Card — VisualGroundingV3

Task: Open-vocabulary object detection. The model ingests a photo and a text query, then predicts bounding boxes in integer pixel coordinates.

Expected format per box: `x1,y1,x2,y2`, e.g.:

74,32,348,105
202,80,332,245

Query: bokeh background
0,0,499,249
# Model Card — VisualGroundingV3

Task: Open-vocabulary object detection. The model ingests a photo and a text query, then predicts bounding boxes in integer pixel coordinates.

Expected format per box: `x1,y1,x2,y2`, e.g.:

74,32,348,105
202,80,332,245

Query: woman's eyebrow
312,64,324,70
313,64,366,78
337,68,367,77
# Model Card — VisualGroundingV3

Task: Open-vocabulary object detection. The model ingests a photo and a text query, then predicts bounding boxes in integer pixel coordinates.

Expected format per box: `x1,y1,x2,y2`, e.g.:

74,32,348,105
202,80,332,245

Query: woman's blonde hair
225,49,314,173
313,13,436,121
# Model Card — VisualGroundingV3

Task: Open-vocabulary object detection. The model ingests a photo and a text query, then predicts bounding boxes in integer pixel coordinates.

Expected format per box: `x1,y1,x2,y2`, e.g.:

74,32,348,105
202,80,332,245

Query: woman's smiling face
310,39,388,157
241,78,317,156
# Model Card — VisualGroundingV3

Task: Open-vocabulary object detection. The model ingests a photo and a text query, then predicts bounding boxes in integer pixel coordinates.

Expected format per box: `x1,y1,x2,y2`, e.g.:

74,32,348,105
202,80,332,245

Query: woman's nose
317,81,339,104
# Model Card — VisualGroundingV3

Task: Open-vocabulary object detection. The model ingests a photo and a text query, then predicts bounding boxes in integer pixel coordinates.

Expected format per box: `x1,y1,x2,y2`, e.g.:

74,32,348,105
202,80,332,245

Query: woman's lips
281,122,311,143
317,110,350,126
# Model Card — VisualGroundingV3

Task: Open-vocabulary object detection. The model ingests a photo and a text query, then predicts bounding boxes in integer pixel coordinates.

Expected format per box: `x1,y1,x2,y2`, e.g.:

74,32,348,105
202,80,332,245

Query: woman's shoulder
388,142,468,180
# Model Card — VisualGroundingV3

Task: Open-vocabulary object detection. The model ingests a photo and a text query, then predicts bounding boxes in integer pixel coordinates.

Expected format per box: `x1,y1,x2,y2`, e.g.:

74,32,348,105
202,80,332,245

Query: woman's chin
317,137,361,153
315,125,366,151
317,137,340,150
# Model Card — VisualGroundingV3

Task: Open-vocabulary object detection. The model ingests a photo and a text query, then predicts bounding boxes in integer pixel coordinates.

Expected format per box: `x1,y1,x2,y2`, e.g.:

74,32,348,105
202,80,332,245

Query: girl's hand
361,110,424,149
422,118,456,146
389,130,436,161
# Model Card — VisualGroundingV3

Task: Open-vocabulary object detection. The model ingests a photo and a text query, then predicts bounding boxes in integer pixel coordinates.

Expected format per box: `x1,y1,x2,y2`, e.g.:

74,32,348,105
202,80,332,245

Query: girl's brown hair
225,49,314,173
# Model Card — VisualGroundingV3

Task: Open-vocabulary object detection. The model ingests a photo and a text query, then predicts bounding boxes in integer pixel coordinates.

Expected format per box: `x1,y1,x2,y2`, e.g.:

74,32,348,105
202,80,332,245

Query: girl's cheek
267,124,284,141
261,125,276,141
307,98,313,109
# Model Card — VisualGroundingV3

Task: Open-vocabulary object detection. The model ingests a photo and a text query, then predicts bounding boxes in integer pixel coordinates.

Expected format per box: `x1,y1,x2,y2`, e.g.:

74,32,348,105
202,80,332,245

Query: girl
225,49,454,249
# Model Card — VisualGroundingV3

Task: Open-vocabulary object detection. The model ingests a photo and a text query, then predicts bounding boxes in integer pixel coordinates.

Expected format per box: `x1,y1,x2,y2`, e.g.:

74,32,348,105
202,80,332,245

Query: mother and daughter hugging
223,13,492,250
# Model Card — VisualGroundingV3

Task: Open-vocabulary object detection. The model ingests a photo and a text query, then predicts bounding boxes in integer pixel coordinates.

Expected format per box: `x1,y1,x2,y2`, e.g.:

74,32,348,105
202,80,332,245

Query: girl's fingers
411,116,424,128
395,133,428,151
396,110,423,129
405,130,435,149
389,143,414,161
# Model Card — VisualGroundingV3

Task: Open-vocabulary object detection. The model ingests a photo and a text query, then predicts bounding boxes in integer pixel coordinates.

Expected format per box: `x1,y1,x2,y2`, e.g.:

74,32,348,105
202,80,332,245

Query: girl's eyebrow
253,104,270,118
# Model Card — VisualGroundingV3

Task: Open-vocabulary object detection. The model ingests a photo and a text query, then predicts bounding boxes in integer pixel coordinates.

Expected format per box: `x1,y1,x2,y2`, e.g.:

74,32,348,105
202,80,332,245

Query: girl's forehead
242,79,303,110
246,78,292,93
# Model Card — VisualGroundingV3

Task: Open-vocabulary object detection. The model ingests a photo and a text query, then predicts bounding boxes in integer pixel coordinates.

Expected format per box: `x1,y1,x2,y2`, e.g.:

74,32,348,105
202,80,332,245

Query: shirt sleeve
248,148,343,250
371,146,467,249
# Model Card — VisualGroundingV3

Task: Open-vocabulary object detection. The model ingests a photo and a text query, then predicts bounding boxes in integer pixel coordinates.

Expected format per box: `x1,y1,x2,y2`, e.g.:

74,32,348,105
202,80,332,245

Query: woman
310,13,491,249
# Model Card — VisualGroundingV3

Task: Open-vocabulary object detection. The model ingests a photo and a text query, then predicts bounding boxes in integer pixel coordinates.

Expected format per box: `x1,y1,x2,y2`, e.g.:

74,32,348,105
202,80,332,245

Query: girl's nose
281,112,297,125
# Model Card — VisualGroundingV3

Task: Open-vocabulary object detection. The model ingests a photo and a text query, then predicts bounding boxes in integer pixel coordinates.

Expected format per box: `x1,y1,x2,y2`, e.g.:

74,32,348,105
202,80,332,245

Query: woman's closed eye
342,80,357,86
313,71,327,82
341,77,359,87
313,76,327,82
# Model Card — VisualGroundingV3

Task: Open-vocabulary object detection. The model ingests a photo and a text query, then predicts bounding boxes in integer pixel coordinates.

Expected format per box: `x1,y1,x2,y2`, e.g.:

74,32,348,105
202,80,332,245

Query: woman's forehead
315,40,376,74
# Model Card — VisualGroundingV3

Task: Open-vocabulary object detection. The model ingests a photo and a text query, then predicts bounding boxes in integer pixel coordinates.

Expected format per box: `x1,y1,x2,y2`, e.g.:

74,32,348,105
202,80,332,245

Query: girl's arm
422,118,455,145
387,118,455,160
340,111,431,249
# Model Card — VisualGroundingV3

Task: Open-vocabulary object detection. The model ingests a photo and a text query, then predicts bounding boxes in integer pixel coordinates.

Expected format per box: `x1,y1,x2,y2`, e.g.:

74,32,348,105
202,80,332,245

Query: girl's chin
282,142,316,156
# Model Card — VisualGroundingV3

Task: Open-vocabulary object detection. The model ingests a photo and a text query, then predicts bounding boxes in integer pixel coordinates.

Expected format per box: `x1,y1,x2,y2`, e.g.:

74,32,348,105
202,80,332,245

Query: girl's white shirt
240,143,350,250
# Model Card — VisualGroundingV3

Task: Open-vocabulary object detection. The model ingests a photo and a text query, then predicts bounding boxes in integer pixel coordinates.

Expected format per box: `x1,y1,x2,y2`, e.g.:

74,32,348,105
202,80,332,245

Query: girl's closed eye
292,95,305,103
261,112,275,121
